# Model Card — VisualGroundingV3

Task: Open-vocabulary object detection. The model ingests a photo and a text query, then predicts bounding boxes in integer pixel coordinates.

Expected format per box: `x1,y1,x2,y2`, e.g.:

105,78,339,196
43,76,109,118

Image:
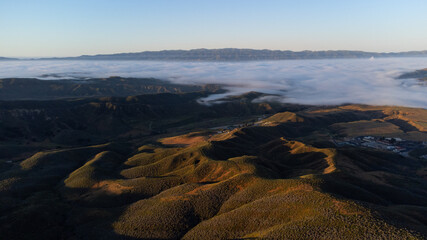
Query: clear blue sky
1,0,427,57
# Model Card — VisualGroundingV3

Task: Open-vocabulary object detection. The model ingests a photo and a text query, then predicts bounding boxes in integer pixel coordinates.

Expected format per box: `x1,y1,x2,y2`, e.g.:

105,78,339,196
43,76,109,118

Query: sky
1,0,427,57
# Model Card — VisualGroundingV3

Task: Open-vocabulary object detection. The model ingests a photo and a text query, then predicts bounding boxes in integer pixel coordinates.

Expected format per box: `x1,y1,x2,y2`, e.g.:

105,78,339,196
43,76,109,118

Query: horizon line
3,48,427,59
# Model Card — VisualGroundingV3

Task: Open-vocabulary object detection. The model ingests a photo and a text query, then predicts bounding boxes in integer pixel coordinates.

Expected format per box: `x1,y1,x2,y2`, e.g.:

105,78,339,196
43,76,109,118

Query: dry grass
2,105,426,239
332,120,403,137
160,132,210,146
260,111,304,126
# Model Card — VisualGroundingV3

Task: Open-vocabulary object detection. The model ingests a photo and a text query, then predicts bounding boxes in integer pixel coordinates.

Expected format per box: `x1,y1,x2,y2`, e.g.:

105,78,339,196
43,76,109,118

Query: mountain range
0,77,221,100
0,57,17,61
3,48,427,61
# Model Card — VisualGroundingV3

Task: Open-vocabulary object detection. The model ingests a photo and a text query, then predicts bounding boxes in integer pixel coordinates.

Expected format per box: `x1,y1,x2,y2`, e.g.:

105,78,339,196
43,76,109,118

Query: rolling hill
0,88,426,239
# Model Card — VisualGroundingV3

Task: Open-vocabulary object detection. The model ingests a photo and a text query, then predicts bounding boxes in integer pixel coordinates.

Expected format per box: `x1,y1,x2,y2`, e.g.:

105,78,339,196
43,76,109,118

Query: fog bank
0,58,427,108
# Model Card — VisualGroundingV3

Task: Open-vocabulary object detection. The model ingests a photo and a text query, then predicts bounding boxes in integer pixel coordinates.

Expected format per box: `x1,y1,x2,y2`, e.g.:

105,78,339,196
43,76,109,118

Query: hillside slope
0,99,426,239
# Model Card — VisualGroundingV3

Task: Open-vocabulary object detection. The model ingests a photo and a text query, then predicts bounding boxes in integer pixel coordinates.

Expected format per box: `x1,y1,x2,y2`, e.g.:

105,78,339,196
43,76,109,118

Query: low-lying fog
1,58,427,108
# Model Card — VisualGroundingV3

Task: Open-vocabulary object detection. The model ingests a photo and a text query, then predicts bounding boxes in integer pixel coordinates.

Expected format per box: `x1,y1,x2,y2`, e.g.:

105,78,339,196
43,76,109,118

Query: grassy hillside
0,95,426,239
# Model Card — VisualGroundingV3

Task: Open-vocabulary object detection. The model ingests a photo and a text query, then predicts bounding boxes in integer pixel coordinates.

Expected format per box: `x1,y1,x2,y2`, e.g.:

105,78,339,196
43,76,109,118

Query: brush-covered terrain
0,79,426,239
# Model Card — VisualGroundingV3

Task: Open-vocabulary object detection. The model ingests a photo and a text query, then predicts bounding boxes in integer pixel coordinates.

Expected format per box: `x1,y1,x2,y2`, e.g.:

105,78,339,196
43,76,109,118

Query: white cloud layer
0,58,427,108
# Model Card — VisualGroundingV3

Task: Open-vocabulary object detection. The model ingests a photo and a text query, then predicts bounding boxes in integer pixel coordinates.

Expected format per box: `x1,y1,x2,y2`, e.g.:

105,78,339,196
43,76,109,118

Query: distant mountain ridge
0,77,221,100
41,48,427,61
0,57,17,60
2,49,427,61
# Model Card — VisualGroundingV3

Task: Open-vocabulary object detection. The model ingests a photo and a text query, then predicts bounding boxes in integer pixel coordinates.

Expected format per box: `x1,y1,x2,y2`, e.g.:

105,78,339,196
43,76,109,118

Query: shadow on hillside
5,108,424,239
386,118,419,132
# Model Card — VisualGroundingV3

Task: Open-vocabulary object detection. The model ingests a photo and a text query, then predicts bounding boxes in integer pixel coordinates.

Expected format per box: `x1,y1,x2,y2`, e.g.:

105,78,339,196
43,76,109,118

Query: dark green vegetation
0,77,221,100
0,82,426,239
26,48,427,61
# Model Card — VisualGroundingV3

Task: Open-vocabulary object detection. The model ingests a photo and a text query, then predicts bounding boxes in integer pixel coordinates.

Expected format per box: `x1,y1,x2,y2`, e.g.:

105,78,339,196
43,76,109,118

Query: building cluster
333,135,426,156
